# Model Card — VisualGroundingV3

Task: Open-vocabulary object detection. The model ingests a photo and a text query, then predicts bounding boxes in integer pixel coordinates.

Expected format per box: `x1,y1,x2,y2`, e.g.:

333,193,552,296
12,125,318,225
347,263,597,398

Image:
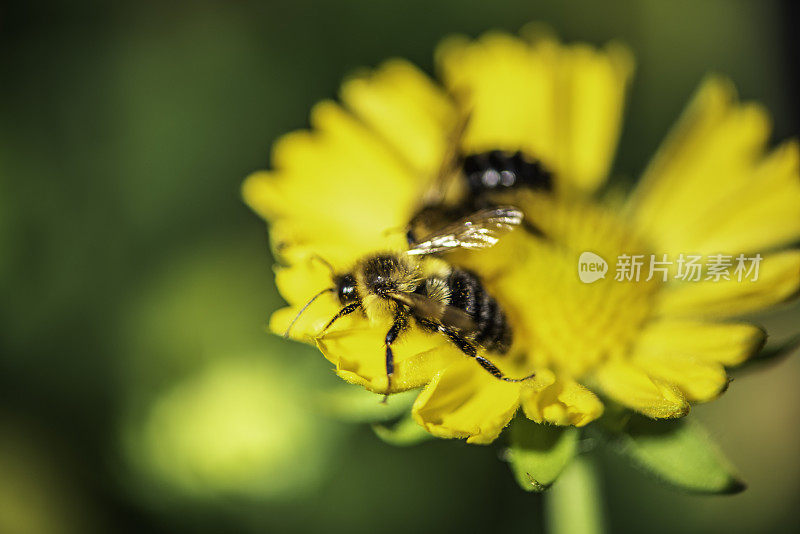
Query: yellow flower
243,28,800,444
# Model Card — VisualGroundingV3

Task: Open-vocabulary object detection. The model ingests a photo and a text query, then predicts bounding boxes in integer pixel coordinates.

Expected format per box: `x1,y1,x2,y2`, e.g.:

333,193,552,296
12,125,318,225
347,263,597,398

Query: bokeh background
1,1,798,533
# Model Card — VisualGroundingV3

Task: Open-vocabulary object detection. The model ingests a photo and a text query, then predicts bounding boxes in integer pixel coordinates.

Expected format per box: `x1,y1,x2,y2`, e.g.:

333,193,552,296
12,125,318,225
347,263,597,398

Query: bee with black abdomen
406,115,554,244
285,207,534,390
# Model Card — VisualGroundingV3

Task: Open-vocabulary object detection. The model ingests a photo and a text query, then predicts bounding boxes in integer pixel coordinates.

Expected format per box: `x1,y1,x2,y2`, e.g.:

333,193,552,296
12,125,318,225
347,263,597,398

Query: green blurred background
1,1,798,532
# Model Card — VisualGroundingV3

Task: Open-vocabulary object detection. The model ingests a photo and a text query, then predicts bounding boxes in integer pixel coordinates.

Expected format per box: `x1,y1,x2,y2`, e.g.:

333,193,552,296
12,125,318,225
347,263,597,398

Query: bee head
334,273,358,304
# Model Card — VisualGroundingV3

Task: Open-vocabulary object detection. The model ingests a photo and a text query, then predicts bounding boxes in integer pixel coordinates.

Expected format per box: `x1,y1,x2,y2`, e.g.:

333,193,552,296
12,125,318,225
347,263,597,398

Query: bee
406,115,553,244
285,207,534,390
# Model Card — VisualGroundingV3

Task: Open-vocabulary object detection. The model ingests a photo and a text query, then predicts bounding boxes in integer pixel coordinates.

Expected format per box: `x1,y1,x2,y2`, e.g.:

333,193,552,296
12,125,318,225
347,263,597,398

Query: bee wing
418,110,471,206
388,291,476,333
406,206,523,256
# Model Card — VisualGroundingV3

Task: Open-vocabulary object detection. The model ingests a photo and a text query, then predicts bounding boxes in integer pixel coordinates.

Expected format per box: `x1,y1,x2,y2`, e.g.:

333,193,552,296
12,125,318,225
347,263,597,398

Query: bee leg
319,302,360,335
383,310,408,394
441,328,534,382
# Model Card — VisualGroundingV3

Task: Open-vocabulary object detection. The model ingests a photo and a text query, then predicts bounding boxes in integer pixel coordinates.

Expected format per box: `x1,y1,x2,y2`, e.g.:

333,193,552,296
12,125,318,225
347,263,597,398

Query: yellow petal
627,76,800,254
686,141,800,253
519,369,603,426
242,100,420,265
630,352,728,402
595,362,689,419
267,258,346,341
340,59,455,175
551,41,634,195
437,32,556,157
318,322,459,394
437,31,632,196
412,360,521,444
273,254,337,305
634,319,765,366
270,303,343,343
655,250,800,318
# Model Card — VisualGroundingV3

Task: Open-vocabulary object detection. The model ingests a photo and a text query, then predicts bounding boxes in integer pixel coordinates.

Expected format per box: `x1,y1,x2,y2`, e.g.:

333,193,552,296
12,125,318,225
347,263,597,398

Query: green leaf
316,387,417,423
507,418,579,491
372,414,433,446
612,415,745,494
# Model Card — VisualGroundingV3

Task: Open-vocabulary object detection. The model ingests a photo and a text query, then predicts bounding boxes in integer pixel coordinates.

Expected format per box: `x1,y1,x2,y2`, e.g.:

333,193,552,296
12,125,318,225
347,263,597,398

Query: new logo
578,252,608,283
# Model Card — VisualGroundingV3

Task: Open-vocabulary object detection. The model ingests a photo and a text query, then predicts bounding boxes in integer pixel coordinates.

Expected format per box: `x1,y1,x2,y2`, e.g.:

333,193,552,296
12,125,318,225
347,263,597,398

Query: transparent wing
387,291,476,333
417,110,471,206
406,206,523,256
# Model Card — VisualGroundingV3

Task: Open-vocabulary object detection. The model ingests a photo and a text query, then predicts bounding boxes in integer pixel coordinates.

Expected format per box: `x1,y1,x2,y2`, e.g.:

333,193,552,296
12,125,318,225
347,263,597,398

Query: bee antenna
309,254,335,275
283,287,335,339
381,225,405,238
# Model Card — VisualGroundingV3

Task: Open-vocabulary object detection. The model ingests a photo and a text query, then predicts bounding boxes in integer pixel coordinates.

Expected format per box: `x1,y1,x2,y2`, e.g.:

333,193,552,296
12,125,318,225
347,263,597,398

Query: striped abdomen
462,150,552,197
446,268,512,354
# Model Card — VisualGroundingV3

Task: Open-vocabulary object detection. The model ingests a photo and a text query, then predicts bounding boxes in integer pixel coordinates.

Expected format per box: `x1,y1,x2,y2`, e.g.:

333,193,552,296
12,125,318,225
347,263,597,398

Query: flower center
489,194,660,379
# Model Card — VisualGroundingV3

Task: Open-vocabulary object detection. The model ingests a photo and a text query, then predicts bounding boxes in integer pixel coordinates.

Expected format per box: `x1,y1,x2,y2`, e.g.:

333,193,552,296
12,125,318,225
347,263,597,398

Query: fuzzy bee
406,115,553,244
285,207,534,390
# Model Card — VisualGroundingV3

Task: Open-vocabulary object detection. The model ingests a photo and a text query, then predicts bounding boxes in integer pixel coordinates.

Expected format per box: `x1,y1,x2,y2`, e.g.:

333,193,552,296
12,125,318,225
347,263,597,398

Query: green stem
545,454,606,534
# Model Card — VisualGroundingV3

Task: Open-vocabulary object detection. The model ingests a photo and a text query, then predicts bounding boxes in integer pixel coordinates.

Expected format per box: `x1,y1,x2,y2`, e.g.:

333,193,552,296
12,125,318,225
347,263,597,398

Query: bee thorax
359,254,418,296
